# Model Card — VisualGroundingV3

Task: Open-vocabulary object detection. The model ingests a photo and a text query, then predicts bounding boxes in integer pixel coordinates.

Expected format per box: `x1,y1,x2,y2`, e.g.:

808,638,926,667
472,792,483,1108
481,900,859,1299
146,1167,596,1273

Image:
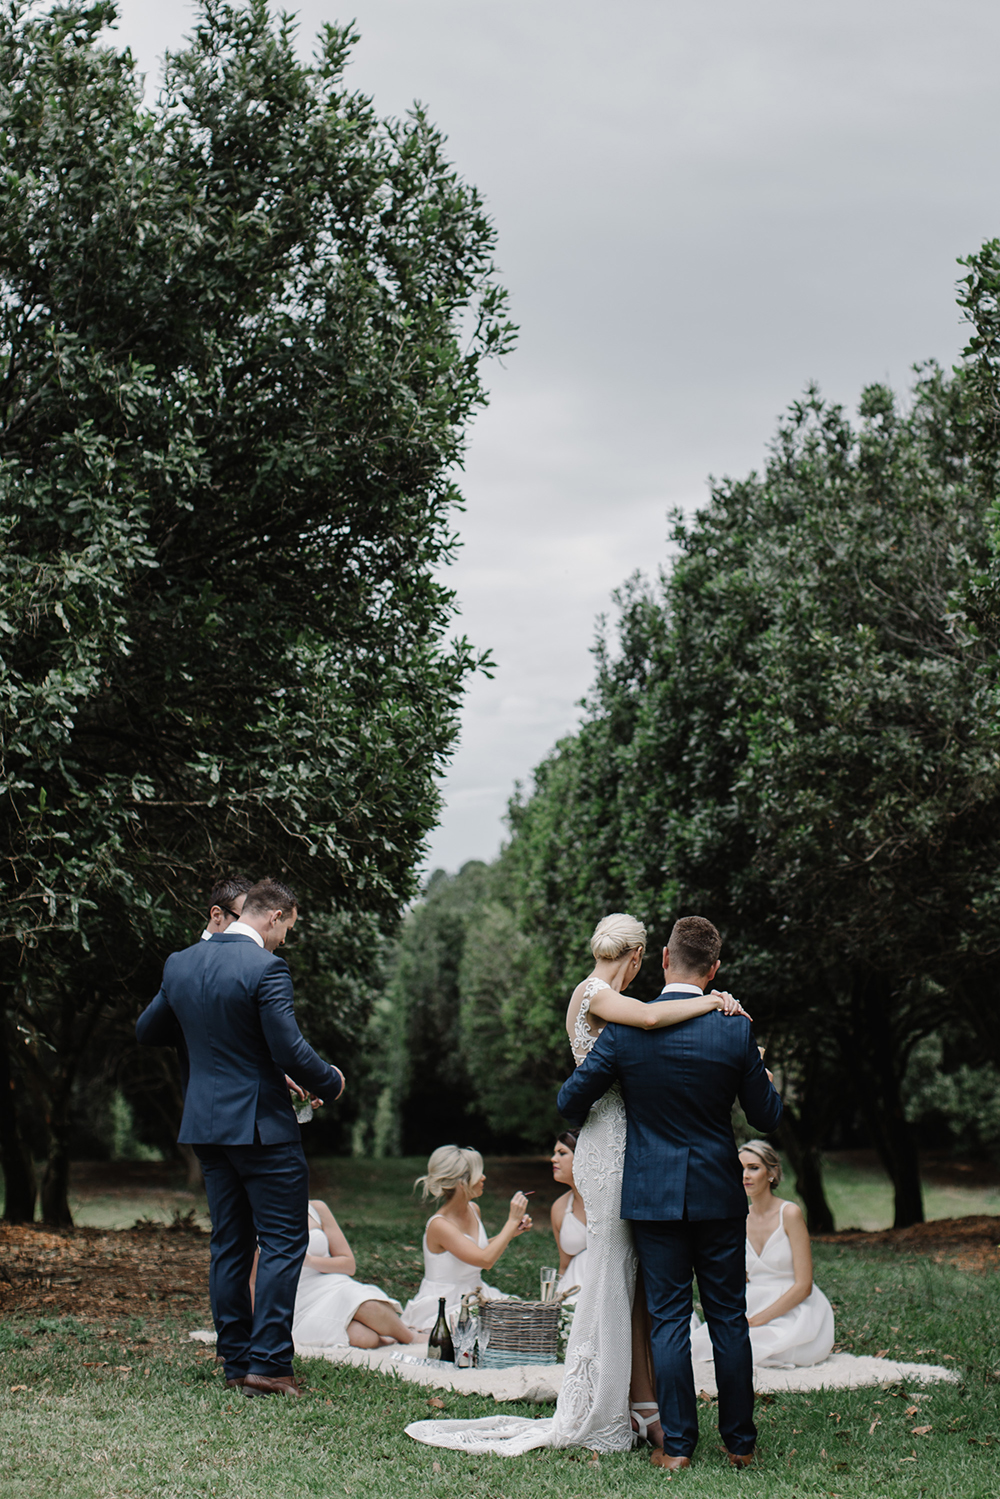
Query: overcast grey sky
111,0,1000,873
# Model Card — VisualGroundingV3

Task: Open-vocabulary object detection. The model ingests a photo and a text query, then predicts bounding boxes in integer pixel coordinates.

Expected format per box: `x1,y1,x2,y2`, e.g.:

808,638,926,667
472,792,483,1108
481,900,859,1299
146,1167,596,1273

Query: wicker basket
476,1295,561,1368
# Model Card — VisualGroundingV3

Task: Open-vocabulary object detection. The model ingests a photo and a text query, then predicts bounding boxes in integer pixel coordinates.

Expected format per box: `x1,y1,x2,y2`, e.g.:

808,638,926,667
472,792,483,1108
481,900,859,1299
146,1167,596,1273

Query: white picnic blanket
187,1331,958,1400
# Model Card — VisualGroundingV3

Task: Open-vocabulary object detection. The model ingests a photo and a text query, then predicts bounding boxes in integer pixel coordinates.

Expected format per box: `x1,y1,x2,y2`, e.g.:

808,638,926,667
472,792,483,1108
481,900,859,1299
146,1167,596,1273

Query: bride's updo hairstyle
590,913,647,962
416,1145,485,1202
740,1139,783,1187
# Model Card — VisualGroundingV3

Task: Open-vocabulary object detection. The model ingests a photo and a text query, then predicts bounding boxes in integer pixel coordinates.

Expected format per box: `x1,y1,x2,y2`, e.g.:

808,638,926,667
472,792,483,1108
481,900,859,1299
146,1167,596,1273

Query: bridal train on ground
405,979,638,1454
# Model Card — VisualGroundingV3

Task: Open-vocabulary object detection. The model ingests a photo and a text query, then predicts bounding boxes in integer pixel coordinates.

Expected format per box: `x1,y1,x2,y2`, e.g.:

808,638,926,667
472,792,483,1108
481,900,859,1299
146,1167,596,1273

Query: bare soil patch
0,1216,211,1324
814,1214,1000,1273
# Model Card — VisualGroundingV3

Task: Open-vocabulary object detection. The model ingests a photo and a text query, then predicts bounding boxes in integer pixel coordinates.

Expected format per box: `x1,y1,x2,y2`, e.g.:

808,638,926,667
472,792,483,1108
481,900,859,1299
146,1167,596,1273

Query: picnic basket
475,1295,563,1368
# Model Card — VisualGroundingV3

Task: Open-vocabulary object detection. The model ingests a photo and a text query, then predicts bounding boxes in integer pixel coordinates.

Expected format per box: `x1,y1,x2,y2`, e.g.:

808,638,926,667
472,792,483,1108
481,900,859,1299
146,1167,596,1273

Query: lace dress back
406,977,638,1455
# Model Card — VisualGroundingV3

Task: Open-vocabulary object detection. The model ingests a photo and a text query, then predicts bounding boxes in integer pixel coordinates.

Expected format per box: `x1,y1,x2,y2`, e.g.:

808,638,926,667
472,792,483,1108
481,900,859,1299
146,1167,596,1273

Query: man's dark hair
241,877,299,918
668,915,721,975
208,876,252,916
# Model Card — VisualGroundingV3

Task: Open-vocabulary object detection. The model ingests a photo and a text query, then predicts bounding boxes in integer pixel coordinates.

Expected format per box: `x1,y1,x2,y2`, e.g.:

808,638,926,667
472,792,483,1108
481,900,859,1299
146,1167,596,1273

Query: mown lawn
3,1157,1000,1496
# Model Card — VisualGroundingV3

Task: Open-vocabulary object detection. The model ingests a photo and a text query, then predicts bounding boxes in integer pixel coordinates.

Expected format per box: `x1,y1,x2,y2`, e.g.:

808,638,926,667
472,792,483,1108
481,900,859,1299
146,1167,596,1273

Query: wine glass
475,1319,491,1368
454,1315,477,1368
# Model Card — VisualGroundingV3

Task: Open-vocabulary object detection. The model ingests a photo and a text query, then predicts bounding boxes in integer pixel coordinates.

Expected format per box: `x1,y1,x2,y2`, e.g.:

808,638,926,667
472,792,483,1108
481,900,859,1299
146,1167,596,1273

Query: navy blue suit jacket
136,933,342,1146
556,991,782,1221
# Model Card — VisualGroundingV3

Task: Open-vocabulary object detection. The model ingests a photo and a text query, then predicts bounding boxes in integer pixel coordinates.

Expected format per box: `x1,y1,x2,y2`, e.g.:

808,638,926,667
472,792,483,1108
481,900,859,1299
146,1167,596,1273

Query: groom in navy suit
557,916,781,1470
137,878,344,1397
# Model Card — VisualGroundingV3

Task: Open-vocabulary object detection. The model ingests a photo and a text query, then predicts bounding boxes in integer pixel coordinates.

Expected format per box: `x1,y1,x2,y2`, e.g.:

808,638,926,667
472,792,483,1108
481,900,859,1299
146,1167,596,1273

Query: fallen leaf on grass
427,1396,445,1409
868,1419,880,1435
911,1425,932,1436
904,1405,919,1417
432,1462,442,1474
10,1385,27,1393
114,1366,132,1373
875,1349,889,1358
82,1362,110,1369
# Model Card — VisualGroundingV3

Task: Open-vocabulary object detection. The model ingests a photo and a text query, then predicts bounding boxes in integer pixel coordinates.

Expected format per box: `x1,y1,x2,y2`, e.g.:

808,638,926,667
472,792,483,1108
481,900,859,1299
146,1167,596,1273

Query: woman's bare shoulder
550,1189,571,1225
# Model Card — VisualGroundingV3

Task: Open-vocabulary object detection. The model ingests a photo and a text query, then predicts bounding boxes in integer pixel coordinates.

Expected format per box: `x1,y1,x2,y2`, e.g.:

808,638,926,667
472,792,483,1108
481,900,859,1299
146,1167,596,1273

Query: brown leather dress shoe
225,1376,246,1389
242,1373,303,1398
727,1449,756,1468
651,1450,691,1470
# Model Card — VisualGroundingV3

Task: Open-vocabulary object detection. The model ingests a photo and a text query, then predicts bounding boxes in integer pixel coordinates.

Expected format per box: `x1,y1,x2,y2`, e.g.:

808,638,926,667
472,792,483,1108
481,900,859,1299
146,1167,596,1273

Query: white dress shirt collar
224,920,265,948
661,981,705,994
200,929,212,941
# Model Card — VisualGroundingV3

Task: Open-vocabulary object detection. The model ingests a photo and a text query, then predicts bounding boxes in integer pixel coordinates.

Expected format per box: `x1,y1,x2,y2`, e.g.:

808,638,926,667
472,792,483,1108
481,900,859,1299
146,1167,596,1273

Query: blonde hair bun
591,912,647,962
415,1144,485,1201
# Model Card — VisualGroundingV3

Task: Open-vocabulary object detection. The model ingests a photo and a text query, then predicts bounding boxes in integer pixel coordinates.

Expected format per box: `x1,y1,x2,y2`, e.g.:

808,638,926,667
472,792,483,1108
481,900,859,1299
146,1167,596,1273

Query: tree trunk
844,973,925,1229
776,1111,835,1233
0,1017,36,1223
40,1128,73,1226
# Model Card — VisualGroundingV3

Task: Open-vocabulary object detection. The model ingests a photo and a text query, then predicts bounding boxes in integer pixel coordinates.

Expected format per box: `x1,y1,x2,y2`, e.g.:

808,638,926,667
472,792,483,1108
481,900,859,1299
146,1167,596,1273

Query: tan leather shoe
242,1373,303,1398
727,1449,756,1468
651,1450,691,1470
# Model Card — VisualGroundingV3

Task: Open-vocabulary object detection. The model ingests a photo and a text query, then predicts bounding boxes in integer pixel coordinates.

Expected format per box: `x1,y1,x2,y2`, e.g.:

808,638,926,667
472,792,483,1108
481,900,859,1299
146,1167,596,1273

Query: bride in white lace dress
405,913,744,1456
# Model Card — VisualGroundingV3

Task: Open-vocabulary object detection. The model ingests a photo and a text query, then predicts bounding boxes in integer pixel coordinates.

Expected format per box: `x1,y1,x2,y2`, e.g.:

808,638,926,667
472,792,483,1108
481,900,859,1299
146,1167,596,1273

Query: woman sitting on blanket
253,1199,415,1349
402,1145,532,1331
690,1140,834,1368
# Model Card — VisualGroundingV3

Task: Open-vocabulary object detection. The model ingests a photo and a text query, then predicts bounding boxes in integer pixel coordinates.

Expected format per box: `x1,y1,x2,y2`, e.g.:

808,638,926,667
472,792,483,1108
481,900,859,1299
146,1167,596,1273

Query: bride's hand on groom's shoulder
710,990,753,1022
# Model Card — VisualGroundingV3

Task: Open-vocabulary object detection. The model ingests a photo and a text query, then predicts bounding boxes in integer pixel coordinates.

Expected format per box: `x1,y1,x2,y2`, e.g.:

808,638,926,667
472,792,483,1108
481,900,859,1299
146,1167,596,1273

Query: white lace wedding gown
405,978,637,1455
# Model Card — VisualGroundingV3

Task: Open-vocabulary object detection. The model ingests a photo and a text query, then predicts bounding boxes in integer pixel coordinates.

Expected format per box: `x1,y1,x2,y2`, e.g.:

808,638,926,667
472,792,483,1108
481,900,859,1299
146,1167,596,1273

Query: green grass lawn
3,1158,1000,1496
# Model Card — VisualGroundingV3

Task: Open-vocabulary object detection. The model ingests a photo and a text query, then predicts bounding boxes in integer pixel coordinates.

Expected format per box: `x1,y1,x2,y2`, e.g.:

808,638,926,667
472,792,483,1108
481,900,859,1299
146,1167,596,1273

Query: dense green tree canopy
0,0,513,1219
489,368,1000,1223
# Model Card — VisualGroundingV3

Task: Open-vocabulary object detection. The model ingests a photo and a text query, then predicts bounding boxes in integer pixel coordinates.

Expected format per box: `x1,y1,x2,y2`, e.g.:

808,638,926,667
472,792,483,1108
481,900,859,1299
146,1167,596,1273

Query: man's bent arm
556,1026,619,1126
737,1029,782,1134
256,959,345,1100
136,989,184,1050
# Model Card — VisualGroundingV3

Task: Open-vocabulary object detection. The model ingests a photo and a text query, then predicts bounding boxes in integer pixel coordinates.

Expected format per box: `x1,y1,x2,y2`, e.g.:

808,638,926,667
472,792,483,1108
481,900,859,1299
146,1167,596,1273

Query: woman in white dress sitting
402,1145,532,1332
291,1199,415,1349
550,1131,587,1301
690,1140,834,1367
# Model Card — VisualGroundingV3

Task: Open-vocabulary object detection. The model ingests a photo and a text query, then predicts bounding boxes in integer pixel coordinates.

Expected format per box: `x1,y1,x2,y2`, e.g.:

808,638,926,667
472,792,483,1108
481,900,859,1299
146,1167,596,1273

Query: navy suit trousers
632,1218,756,1457
194,1140,309,1378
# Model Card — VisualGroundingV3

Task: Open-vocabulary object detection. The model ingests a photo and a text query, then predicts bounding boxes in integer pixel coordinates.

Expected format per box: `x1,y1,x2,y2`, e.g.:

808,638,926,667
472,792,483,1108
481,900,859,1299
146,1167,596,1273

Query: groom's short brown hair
242,878,298,918
668,916,721,975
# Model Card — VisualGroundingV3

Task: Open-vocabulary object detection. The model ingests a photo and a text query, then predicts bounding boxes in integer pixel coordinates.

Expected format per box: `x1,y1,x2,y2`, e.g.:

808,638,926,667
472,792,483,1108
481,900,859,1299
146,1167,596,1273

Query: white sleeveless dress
405,978,637,1455
402,1214,506,1331
292,1206,403,1346
690,1201,835,1367
556,1193,588,1301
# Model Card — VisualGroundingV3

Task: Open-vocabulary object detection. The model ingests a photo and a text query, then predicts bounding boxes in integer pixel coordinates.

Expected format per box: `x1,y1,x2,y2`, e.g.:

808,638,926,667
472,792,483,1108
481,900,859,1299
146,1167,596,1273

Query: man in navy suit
557,916,781,1470
137,878,344,1397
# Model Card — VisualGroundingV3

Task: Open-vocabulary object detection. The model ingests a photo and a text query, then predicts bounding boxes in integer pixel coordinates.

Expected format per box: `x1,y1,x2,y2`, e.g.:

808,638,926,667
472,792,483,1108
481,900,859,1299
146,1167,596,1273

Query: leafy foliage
0,0,514,1218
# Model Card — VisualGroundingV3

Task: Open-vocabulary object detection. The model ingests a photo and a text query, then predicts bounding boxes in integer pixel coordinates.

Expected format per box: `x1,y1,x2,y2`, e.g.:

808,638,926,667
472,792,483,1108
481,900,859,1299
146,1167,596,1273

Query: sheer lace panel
572,977,611,1065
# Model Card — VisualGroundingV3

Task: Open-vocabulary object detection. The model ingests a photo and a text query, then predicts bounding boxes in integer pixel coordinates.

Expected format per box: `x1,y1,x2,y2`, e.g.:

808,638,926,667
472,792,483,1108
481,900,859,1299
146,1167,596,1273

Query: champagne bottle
427,1296,454,1362
454,1294,472,1368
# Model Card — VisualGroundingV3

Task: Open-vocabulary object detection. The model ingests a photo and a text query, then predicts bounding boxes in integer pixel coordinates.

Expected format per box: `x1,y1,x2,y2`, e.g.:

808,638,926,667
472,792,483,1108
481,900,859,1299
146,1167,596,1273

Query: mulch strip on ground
814,1214,1000,1273
0,1215,211,1323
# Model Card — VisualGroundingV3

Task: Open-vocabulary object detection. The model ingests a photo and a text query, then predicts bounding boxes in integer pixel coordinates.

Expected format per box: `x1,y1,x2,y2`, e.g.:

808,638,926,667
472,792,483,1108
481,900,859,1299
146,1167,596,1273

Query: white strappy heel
630,1401,661,1447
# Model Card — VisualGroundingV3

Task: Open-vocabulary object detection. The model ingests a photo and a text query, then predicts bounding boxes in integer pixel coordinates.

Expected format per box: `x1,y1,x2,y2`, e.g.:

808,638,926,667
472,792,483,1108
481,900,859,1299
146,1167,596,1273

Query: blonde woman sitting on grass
402,1145,532,1332
690,1140,834,1368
